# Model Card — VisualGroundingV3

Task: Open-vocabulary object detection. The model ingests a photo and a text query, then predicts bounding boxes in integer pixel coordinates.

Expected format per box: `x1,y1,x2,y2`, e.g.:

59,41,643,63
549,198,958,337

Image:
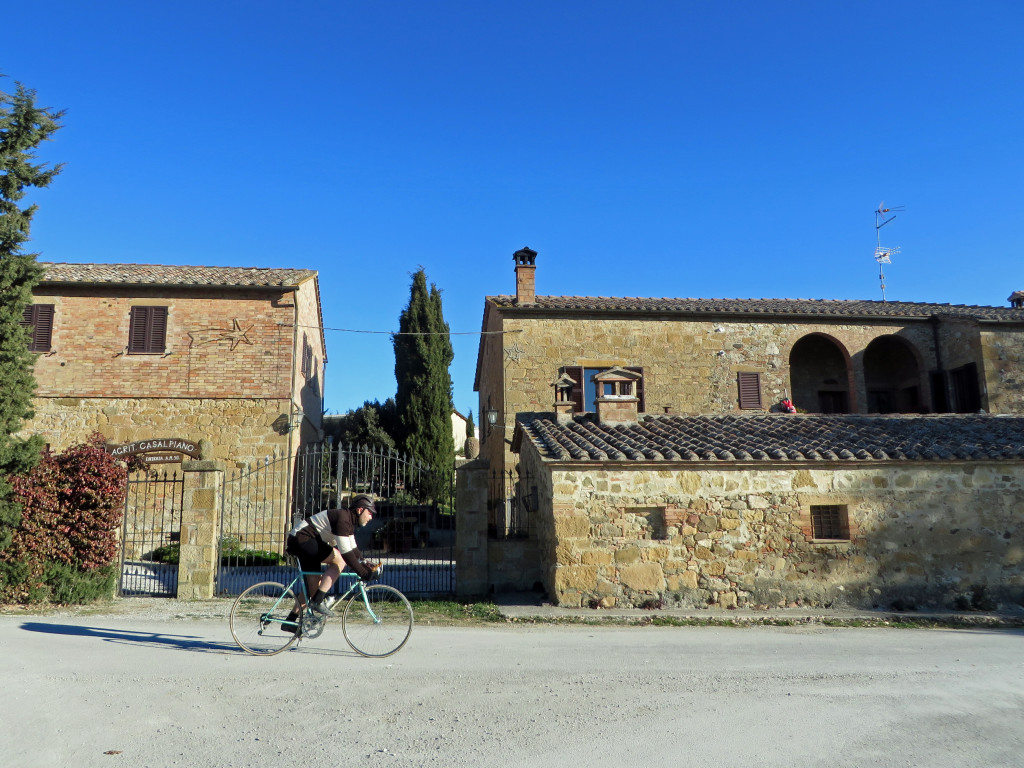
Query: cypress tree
393,268,454,500
0,78,64,555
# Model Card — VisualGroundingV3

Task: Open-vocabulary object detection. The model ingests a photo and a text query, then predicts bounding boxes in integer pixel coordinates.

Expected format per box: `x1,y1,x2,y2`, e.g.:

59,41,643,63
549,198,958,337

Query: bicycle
229,565,413,657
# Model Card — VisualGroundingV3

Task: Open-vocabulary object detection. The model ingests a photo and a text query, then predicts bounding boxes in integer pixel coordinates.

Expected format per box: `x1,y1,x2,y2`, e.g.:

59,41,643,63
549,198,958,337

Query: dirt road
3,607,1023,767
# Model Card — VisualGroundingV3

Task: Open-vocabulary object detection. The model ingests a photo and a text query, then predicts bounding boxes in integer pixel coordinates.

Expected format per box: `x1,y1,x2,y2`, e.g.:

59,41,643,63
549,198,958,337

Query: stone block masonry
523,451,1024,610
24,397,290,468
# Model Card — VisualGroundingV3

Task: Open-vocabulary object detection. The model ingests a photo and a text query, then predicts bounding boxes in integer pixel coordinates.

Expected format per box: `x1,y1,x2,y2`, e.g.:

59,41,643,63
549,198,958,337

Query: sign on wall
106,438,202,465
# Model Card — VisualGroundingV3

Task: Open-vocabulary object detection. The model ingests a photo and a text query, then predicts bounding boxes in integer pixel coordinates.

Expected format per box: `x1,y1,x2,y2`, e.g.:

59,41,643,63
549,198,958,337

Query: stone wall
23,396,289,468
489,314,942,419
455,457,544,597
477,304,1024,482
524,449,1024,610
22,279,328,467
982,326,1024,414
293,277,326,435
479,309,963,480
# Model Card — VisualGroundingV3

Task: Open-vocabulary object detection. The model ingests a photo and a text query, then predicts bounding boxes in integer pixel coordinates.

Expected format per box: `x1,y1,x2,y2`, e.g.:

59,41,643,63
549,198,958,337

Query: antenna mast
874,202,904,302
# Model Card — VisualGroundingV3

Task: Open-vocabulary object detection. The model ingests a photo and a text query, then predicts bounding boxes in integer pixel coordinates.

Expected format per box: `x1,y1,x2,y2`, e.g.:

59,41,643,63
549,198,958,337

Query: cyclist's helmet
350,494,377,514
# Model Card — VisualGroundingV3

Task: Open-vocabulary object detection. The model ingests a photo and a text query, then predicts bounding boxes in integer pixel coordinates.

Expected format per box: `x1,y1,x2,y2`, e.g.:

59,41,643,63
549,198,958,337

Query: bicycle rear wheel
230,581,300,656
342,584,414,657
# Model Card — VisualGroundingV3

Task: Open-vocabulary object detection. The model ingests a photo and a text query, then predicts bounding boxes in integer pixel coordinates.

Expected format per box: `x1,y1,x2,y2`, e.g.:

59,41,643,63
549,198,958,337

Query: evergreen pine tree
0,78,64,554
393,268,454,500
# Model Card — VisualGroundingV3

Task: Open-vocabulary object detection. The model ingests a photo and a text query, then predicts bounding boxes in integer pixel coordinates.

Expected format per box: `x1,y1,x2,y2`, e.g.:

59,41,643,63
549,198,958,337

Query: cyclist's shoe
281,609,299,633
361,562,382,582
309,598,333,617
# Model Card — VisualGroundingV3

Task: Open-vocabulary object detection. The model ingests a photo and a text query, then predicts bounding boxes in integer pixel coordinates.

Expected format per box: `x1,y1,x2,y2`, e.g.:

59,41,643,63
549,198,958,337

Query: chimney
551,371,577,425
593,367,641,426
1009,290,1024,309
513,247,537,305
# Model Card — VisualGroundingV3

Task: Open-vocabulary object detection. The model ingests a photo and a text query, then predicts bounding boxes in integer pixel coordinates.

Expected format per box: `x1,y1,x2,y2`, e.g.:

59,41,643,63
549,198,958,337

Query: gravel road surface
3,604,1023,768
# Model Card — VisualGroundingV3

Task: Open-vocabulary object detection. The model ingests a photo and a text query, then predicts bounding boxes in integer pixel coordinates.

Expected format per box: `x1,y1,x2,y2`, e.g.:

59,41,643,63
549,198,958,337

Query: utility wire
282,324,521,336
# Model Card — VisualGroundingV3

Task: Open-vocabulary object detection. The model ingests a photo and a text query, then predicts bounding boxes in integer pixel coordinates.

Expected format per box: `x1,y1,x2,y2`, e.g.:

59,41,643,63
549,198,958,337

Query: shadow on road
18,622,239,653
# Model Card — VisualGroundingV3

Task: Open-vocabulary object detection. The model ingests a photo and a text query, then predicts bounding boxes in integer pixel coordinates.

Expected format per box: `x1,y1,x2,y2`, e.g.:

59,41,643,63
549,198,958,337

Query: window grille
811,504,848,540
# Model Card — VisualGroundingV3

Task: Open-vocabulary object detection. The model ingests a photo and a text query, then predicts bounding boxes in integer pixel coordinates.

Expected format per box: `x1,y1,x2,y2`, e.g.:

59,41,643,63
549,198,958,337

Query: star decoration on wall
188,319,255,351
218,319,255,350
504,341,524,363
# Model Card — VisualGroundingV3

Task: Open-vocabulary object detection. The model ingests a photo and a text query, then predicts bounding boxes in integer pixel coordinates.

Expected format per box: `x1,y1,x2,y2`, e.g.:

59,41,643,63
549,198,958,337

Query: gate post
177,459,225,599
455,458,490,598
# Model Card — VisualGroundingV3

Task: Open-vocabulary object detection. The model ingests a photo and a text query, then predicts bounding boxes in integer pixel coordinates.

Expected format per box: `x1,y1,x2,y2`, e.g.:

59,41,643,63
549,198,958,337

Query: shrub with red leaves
1,434,132,603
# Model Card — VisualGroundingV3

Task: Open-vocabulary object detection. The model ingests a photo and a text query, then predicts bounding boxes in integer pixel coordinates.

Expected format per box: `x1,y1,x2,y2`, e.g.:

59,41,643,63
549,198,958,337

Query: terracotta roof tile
517,413,1024,463
488,295,1024,323
39,263,316,288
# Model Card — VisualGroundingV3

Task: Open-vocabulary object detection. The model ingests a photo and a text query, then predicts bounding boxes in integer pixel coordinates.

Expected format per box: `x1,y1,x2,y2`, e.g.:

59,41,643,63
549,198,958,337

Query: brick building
19,263,326,467
456,249,1024,609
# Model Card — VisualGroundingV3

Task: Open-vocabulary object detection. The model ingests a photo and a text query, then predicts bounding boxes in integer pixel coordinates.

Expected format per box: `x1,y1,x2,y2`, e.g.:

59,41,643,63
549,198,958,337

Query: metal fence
119,470,184,597
216,442,456,598
488,468,534,539
217,452,294,595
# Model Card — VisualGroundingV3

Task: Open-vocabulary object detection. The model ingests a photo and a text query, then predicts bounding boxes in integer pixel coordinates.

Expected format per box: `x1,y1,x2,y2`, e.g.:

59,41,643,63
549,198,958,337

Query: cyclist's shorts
286,530,333,573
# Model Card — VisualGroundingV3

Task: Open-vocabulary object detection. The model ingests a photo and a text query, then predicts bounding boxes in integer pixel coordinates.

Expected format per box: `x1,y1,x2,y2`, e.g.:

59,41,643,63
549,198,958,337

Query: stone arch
788,333,854,413
863,335,924,413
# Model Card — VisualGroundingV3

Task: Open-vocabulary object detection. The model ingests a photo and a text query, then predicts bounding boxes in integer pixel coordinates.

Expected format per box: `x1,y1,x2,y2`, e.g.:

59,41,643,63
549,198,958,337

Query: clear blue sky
6,1,1023,417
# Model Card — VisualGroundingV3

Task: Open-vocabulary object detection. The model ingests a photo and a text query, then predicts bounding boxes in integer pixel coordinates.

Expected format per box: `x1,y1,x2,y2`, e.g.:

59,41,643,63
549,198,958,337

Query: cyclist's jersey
289,508,358,555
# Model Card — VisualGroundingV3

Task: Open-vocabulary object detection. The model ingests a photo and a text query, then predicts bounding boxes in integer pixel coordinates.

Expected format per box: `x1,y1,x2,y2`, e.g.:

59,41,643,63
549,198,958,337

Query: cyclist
282,494,382,632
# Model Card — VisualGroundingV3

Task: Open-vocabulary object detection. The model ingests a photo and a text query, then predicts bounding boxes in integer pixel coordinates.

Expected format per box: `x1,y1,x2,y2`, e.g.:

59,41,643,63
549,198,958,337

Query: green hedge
151,540,285,567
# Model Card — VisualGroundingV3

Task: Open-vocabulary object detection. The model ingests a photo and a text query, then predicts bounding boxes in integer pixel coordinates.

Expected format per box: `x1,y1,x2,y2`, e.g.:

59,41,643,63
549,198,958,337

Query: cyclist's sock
282,609,299,633
311,590,328,605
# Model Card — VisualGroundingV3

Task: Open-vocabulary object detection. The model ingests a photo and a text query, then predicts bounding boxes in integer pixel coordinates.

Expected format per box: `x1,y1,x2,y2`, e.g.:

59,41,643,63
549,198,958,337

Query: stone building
19,262,326,467
457,248,1024,608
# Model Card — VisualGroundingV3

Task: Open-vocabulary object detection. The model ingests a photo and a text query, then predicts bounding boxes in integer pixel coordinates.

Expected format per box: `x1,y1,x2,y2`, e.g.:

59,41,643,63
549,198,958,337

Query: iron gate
119,470,184,597
217,452,293,595
216,442,455,598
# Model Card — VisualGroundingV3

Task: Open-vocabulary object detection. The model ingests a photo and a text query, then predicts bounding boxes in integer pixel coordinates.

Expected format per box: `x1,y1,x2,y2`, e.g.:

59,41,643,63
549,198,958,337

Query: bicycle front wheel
230,581,299,656
342,584,414,657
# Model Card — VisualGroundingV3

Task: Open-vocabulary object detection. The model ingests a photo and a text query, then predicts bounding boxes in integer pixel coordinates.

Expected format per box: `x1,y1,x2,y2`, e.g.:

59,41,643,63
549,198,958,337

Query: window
811,505,849,540
737,371,763,410
563,366,645,412
128,306,167,354
21,304,54,352
950,363,981,413
301,334,313,378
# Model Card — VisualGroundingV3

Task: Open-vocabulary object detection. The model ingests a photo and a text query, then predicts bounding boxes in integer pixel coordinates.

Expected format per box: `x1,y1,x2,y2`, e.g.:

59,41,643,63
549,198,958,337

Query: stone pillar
455,458,490,598
177,459,225,599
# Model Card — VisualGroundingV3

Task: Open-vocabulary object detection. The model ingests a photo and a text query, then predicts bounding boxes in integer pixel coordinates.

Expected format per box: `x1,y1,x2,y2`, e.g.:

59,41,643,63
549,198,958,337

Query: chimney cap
1009,290,1024,308
513,247,537,266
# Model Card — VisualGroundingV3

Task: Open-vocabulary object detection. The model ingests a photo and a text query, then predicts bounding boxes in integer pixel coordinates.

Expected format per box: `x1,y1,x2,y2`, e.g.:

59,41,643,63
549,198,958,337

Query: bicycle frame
259,569,383,631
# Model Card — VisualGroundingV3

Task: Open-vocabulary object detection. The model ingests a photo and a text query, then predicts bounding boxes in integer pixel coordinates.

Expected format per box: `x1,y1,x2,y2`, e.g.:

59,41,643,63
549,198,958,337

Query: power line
283,324,521,336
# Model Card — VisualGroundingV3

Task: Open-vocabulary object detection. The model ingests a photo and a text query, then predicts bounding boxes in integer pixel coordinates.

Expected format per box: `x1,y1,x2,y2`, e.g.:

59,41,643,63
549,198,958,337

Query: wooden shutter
149,307,167,352
737,371,763,410
564,366,584,412
21,304,54,352
302,335,313,378
128,306,168,353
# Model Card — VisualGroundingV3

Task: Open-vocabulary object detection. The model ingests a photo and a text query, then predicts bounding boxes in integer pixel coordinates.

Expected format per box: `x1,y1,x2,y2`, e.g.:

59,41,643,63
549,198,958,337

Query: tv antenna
874,202,904,302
